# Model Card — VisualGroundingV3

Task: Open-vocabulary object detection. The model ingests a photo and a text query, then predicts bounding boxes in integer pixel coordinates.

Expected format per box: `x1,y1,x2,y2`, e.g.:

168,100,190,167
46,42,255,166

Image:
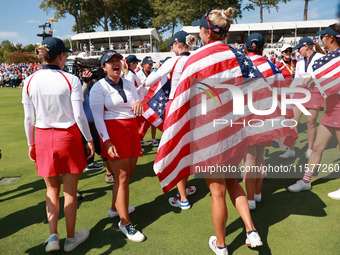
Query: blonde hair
35,44,57,63
185,35,196,47
208,8,234,32
204,8,234,40
122,60,128,76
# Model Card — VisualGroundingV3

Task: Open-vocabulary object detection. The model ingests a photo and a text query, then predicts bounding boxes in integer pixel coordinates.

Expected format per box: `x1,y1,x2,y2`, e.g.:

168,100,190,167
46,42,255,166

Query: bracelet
153,68,158,72
104,139,111,147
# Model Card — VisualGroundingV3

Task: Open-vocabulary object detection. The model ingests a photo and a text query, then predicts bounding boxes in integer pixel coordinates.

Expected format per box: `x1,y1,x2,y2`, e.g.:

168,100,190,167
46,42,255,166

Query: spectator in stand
90,43,94,55
118,43,123,50
110,43,114,50
83,44,87,52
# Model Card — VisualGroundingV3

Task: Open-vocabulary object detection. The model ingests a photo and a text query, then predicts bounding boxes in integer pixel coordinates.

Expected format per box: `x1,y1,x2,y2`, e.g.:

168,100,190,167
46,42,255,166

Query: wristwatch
104,139,111,147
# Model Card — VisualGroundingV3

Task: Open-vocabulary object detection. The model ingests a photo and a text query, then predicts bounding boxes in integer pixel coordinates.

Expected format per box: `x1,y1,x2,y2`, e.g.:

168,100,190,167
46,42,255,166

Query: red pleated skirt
100,118,143,161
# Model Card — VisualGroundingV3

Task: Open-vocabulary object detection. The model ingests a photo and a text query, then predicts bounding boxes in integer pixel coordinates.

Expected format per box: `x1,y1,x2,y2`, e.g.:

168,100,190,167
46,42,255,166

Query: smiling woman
89,50,145,243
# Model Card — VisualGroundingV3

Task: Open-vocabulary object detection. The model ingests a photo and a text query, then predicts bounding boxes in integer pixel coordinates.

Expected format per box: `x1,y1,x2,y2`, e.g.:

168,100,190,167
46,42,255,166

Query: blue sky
0,0,339,46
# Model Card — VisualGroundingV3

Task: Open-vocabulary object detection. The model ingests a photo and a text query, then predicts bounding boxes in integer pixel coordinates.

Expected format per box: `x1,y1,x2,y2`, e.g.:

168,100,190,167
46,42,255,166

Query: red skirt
101,118,143,161
320,94,340,128
35,124,87,177
292,91,324,110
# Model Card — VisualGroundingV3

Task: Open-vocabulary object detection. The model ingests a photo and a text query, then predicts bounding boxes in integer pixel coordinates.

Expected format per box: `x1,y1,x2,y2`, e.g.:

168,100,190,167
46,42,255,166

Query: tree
23,44,38,54
40,0,84,34
303,0,312,21
109,0,153,30
80,0,115,32
9,51,39,64
244,0,291,23
151,0,242,37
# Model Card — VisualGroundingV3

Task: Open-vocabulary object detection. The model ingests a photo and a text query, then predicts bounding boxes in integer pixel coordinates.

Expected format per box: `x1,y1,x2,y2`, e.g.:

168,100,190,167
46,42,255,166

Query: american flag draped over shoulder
153,41,297,193
248,53,283,81
142,75,171,131
312,48,340,98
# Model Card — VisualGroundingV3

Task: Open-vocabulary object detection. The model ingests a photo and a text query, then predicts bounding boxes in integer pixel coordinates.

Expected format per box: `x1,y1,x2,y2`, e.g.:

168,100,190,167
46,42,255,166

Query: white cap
281,44,293,52
77,52,89,59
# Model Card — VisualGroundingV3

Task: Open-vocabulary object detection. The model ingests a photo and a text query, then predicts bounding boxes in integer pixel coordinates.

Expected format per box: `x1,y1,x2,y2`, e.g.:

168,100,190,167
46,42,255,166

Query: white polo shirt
89,77,139,120
125,69,147,100
145,55,189,99
22,68,84,129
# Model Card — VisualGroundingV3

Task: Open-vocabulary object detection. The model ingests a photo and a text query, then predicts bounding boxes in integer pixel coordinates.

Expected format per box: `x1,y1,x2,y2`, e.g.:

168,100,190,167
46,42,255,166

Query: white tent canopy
71,28,160,54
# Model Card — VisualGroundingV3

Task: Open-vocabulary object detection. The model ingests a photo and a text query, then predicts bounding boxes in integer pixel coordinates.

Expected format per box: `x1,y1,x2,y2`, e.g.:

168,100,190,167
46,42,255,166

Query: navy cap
167,31,190,46
42,37,72,57
191,9,227,35
126,55,141,63
142,56,155,64
101,50,123,66
160,57,172,63
293,37,314,50
245,33,265,48
317,25,340,37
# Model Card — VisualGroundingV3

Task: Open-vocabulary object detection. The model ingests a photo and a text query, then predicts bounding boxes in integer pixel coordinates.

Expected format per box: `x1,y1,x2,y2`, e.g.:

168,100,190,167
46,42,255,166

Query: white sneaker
328,188,340,200
248,200,256,211
279,149,295,159
107,206,136,218
64,229,90,252
254,193,262,202
306,149,313,160
209,236,228,255
245,231,263,248
151,138,158,147
118,222,145,242
168,196,191,210
287,180,311,192
44,234,60,252
140,140,150,147
186,185,196,196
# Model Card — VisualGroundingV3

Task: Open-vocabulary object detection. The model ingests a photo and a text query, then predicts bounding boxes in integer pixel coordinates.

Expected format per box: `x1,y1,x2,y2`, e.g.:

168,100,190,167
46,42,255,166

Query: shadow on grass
25,218,127,254
0,178,46,203
0,200,47,240
225,178,327,255
132,177,209,231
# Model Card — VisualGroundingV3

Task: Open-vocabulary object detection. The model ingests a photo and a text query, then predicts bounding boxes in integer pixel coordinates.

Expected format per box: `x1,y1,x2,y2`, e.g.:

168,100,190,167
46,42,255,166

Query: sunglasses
283,49,293,53
320,34,331,40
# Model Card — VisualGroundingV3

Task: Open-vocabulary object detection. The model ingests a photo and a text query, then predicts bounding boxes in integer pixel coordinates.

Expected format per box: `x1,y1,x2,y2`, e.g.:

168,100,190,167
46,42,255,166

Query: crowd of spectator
0,63,42,88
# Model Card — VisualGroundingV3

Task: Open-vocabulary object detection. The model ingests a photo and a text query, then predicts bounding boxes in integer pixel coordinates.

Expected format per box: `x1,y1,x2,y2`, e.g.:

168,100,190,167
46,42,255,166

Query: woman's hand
29,145,36,162
302,76,315,89
106,142,119,158
132,101,143,116
86,140,95,160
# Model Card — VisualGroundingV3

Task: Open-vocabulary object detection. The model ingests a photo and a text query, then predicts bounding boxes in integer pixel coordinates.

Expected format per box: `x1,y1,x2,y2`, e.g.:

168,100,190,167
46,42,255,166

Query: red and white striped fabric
154,41,297,193
247,52,284,82
312,49,340,98
142,75,170,131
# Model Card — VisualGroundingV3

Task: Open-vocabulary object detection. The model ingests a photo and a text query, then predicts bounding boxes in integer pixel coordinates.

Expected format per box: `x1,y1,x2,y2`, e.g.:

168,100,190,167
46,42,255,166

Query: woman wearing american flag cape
145,30,197,210
243,32,285,212
287,24,340,200
153,8,297,254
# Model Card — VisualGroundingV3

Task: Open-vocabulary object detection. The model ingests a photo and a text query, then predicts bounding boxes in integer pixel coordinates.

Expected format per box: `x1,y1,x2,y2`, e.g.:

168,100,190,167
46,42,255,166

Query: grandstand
70,19,337,61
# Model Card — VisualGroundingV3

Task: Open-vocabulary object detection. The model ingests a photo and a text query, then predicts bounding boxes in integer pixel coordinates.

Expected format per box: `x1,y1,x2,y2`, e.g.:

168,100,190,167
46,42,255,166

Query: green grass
0,87,339,255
